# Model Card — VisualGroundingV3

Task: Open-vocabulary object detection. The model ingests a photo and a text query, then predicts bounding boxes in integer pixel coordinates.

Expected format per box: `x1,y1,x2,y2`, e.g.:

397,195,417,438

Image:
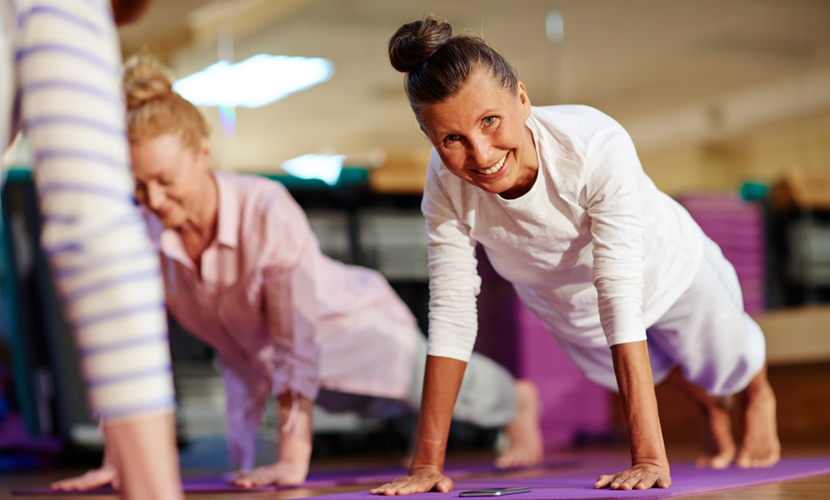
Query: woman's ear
197,136,211,167
516,81,532,119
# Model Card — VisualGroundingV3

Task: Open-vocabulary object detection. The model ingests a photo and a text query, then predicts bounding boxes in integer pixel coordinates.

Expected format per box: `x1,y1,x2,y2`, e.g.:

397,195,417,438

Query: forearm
611,341,669,471
276,392,313,465
411,355,467,474
105,412,183,500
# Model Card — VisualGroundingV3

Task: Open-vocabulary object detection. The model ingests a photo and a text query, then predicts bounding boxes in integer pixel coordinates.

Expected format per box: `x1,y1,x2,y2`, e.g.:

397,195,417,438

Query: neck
500,123,539,200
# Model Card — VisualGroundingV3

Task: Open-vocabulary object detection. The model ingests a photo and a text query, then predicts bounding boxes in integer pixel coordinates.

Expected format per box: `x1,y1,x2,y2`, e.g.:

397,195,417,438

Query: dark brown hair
123,54,209,151
388,16,517,118
110,0,152,26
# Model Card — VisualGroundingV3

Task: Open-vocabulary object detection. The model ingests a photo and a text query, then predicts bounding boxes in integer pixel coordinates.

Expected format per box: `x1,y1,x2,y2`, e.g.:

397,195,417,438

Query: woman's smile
156,206,174,218
474,153,508,176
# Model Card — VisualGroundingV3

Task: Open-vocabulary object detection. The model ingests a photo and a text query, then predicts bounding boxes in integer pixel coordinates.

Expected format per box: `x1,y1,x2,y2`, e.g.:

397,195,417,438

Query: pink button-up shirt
145,171,417,468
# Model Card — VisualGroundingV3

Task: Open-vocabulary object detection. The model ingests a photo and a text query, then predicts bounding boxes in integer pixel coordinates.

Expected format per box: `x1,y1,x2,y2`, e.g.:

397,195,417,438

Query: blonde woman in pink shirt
57,56,545,489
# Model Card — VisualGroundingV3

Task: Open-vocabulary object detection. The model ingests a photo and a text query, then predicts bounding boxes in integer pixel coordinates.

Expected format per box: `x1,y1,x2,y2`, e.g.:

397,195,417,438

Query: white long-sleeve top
1,0,173,421
422,105,705,361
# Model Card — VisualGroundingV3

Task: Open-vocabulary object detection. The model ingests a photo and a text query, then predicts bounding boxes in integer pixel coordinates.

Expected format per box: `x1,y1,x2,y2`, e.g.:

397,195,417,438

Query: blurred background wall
116,0,830,193
1,0,829,469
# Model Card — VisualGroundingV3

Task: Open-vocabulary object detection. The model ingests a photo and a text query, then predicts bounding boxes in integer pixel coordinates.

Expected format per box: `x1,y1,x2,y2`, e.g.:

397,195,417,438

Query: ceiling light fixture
546,10,564,43
173,54,334,108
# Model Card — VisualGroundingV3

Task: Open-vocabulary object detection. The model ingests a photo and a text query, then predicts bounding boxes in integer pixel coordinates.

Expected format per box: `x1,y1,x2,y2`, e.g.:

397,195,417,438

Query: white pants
316,330,517,428
558,236,766,396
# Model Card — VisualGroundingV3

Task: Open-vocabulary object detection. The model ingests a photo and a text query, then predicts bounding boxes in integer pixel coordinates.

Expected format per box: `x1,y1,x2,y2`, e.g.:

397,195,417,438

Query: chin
479,184,506,195
478,178,514,195
156,212,180,228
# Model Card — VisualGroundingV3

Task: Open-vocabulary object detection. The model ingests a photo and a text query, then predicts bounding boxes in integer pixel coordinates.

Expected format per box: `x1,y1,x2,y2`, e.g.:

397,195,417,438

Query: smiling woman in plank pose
371,16,780,495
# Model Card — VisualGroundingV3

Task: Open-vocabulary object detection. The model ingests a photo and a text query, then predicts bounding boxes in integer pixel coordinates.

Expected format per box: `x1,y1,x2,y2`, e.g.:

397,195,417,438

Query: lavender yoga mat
11,459,576,495
11,475,272,496
320,457,830,500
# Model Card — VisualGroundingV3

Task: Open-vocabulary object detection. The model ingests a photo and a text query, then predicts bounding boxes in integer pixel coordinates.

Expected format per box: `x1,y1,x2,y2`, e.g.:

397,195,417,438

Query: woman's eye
484,116,497,126
445,134,460,143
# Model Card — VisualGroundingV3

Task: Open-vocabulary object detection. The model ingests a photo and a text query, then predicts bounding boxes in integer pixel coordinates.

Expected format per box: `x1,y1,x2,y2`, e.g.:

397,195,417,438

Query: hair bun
123,54,174,111
388,17,452,73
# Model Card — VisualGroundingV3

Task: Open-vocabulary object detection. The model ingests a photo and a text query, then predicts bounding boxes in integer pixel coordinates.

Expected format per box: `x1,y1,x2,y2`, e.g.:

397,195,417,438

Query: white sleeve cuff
425,343,473,363
605,328,648,347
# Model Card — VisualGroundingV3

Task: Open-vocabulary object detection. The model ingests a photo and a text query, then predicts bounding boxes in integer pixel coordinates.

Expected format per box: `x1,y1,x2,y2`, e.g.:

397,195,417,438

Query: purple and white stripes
2,0,174,421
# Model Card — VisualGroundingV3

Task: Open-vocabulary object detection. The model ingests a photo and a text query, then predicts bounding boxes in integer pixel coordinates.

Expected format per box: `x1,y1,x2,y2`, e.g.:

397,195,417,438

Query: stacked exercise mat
679,192,767,314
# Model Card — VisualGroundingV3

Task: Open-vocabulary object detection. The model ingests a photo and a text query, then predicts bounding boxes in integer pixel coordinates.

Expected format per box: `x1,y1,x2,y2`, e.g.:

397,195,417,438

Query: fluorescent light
173,54,334,108
546,10,564,43
281,154,345,186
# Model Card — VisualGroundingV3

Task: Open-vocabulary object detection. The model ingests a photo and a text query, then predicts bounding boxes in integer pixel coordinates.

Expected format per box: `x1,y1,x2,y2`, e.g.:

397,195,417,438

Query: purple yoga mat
11,474,272,496
11,459,576,496
321,457,830,500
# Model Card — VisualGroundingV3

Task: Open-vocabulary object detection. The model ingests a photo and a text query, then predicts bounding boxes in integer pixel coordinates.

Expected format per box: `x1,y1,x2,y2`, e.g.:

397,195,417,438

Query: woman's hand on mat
594,463,671,490
50,465,120,491
232,460,309,487
370,467,453,495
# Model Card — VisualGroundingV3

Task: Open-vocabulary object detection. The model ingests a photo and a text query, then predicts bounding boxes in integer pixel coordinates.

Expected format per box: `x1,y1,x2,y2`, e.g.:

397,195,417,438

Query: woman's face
131,133,210,229
419,68,536,198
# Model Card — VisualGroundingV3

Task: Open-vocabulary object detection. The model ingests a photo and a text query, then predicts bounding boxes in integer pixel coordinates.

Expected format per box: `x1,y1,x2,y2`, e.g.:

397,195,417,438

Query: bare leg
736,364,780,468
666,368,736,469
495,380,544,468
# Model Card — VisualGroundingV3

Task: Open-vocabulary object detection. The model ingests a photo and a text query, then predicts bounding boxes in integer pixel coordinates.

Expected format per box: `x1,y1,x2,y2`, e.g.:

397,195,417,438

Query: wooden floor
2,447,829,500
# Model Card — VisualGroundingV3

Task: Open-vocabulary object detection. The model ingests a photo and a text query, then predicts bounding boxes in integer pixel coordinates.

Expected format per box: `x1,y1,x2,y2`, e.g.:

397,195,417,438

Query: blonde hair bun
124,55,174,112
123,52,209,148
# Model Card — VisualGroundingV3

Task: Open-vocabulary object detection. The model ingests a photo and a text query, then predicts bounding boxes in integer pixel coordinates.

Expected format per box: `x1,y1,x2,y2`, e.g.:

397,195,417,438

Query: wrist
411,437,447,474
409,463,443,476
277,429,312,464
629,434,668,470
631,455,670,471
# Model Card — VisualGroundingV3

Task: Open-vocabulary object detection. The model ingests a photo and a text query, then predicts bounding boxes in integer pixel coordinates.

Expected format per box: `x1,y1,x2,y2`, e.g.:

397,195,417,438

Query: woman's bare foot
495,380,544,468
232,460,309,487
695,397,736,469
666,368,737,469
50,465,119,491
736,366,780,468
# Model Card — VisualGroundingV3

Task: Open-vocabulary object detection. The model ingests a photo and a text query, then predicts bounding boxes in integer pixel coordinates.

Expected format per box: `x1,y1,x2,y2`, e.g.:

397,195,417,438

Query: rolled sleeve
584,128,648,347
422,158,481,362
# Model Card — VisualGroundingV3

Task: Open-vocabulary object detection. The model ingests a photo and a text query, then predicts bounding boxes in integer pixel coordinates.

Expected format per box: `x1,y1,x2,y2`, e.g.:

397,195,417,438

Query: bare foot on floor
495,379,544,469
232,461,309,487
666,367,737,469
695,397,736,469
736,366,780,468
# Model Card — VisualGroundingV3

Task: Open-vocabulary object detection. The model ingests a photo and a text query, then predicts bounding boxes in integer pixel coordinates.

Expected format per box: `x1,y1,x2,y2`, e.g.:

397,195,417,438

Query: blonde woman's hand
50,465,120,491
